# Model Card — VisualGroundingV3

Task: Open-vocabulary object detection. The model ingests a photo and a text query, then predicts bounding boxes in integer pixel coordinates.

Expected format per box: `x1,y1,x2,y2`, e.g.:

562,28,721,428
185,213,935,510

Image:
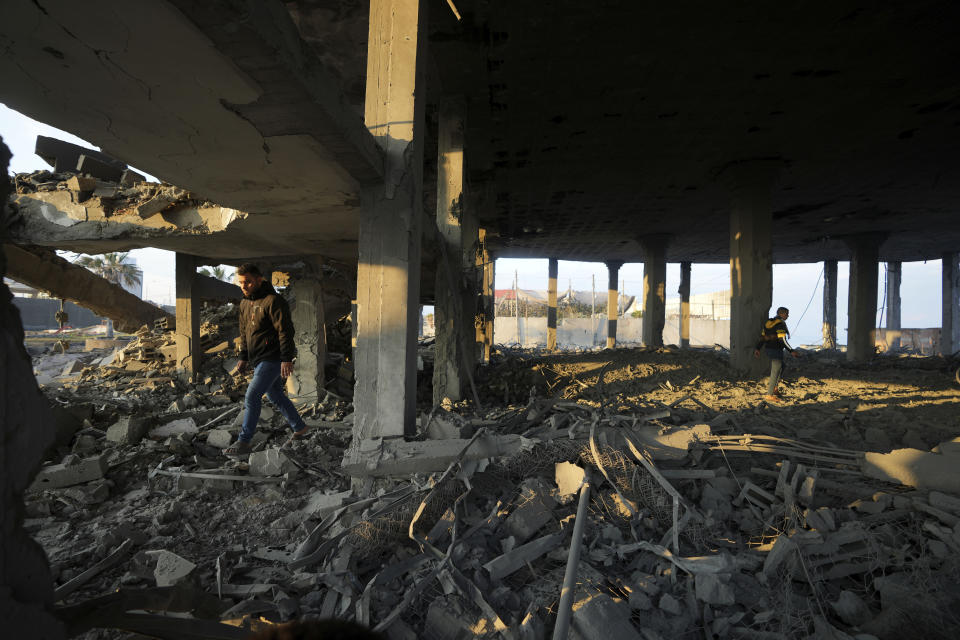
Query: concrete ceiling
455,1,960,263
0,0,380,263
2,0,959,268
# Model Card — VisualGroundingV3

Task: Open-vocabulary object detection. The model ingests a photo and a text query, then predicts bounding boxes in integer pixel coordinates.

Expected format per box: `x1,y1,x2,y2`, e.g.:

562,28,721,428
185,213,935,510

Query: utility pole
591,274,597,346
515,269,521,347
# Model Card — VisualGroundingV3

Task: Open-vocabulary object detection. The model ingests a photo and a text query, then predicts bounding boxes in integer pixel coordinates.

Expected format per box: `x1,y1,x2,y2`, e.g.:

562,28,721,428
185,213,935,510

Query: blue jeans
765,348,785,395
239,361,306,443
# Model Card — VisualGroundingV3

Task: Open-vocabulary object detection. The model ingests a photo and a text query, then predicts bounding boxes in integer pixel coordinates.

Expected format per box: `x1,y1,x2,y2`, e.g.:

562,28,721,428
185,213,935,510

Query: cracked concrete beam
170,0,385,184
194,273,242,302
3,245,173,333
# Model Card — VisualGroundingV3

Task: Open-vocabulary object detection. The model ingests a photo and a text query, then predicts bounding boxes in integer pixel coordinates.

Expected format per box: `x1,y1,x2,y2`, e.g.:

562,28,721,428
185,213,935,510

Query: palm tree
74,252,142,289
199,265,231,281
73,252,142,337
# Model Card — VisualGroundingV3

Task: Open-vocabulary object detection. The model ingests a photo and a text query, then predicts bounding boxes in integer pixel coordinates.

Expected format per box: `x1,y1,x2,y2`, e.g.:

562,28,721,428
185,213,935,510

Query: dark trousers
765,347,785,395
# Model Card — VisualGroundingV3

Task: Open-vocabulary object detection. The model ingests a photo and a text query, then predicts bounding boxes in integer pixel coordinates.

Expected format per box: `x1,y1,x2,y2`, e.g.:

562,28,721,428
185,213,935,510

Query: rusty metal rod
552,474,591,640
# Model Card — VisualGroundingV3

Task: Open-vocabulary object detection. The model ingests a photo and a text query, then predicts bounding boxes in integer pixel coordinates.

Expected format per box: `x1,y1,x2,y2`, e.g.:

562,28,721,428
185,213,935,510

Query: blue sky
2,103,944,344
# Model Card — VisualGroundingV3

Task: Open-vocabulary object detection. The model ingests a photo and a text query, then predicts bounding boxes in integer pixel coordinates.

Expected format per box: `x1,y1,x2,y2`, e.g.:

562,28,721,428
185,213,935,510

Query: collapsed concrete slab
29,455,108,491
342,434,531,477
861,448,960,494
3,244,172,333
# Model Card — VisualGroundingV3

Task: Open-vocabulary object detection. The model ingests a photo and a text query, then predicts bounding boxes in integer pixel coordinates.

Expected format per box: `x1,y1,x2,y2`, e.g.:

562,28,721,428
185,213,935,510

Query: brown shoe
763,394,783,403
291,425,310,440
224,440,252,456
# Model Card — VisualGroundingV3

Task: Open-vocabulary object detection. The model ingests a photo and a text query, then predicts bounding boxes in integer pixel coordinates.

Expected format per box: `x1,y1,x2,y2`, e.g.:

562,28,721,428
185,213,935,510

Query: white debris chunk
149,417,198,438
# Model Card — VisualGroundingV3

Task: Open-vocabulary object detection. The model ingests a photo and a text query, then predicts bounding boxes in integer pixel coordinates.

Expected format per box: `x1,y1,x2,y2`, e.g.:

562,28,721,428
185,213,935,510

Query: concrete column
287,276,327,403
943,251,960,355
605,261,623,348
679,261,691,348
639,235,668,347
477,233,495,364
822,259,838,350
354,0,427,440
547,258,559,350
728,180,773,375
433,96,479,406
845,235,883,361
886,261,902,350
175,252,201,382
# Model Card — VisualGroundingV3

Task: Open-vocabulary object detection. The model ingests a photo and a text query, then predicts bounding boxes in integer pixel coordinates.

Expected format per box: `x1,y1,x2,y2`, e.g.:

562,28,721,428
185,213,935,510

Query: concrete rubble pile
9,168,247,244
13,169,198,221
26,347,960,639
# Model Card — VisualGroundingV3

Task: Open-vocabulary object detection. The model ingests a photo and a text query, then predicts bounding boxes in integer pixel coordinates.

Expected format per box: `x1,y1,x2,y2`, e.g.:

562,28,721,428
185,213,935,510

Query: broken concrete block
933,437,960,455
249,449,295,477
62,359,85,376
864,427,892,451
505,478,558,542
303,489,352,517
901,429,928,451
206,429,233,449
627,590,652,611
929,491,960,517
30,455,108,491
695,573,735,606
77,153,124,181
149,417,198,438
612,423,712,461
862,448,960,493
762,534,798,578
484,532,565,581
119,169,145,186
66,175,97,192
658,593,683,616
571,593,642,640
804,507,837,533
343,434,532,477
147,550,196,587
204,341,230,355
106,416,151,444
555,461,586,498
424,596,478,640
49,404,83,450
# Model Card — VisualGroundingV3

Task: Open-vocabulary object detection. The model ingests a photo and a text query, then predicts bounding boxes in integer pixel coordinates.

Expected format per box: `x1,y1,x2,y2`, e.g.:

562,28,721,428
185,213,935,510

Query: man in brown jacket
224,263,307,455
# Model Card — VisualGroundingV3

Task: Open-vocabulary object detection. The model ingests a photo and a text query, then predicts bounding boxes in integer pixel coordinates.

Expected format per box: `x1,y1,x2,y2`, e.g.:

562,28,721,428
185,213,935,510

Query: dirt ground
479,346,960,455
26,343,960,639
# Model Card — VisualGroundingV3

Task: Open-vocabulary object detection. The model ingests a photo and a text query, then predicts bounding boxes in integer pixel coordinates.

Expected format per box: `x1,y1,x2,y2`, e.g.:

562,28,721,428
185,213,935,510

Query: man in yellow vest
753,306,800,403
